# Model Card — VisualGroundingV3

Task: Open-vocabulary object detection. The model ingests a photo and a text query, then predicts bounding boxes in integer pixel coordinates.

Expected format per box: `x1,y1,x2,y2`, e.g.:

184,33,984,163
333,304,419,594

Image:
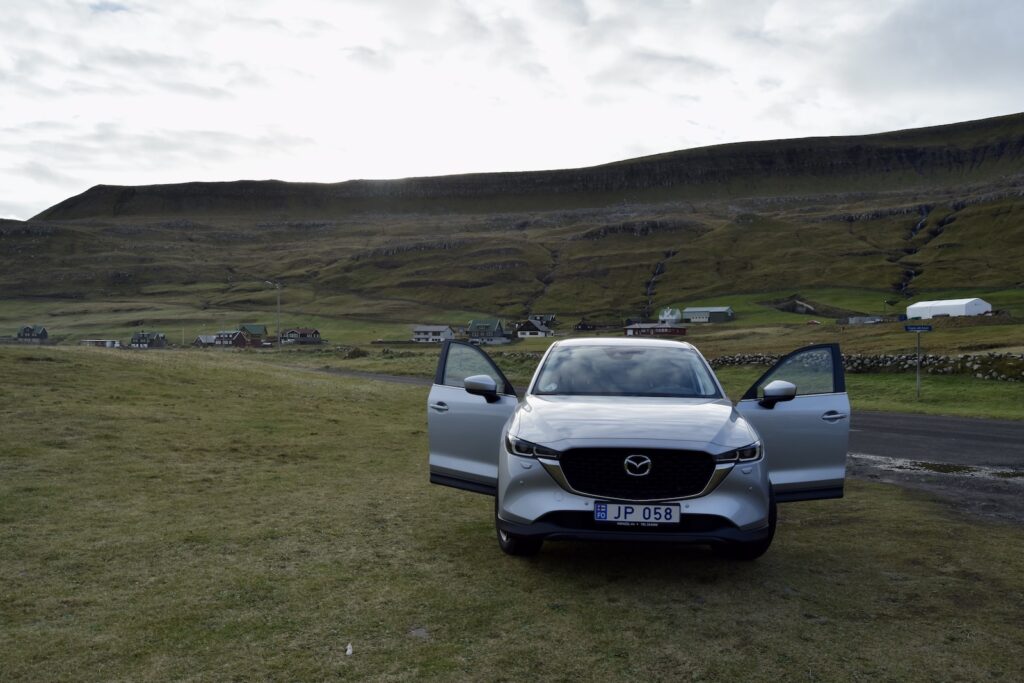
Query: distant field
3,346,1024,680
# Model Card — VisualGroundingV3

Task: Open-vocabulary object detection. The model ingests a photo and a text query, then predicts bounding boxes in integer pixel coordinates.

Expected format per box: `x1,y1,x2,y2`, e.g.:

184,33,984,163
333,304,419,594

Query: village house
517,319,553,338
130,331,167,349
528,313,557,327
15,325,48,343
658,307,682,324
466,319,509,345
411,325,455,343
240,324,269,345
283,327,322,344
192,334,217,348
214,330,247,347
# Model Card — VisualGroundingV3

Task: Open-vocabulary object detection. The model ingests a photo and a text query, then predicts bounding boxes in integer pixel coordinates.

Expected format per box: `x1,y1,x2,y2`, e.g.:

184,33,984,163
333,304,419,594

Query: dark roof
286,327,319,334
240,324,268,335
518,319,552,333
467,319,503,334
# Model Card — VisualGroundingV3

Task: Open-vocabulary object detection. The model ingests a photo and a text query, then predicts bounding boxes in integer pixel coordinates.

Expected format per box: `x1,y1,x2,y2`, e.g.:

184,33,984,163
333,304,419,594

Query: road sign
904,325,933,332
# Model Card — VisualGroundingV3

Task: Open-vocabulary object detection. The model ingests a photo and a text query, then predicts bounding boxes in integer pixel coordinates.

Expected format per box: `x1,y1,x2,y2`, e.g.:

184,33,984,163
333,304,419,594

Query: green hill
4,113,1024,341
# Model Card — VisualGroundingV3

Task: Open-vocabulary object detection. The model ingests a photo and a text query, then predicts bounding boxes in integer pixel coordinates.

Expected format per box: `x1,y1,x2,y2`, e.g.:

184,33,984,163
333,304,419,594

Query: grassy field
265,343,1024,420
3,346,1023,680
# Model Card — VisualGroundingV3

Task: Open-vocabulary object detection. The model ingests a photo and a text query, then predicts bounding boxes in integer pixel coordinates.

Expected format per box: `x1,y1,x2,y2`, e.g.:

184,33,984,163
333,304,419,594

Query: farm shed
80,339,122,348
192,335,217,348
906,298,992,320
682,307,734,323
411,325,454,343
624,323,687,337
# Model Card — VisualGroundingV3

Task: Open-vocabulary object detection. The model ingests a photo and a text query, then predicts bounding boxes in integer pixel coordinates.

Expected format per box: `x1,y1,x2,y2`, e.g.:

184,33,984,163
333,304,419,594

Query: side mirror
464,374,500,403
759,380,797,409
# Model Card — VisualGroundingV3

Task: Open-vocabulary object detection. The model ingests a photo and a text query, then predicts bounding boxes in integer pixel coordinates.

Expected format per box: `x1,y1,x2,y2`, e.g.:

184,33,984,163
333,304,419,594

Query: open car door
428,341,518,496
734,344,849,502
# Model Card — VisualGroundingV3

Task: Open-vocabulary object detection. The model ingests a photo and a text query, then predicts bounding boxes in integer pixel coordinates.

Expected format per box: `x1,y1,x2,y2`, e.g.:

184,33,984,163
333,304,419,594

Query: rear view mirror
464,374,500,403
759,380,797,409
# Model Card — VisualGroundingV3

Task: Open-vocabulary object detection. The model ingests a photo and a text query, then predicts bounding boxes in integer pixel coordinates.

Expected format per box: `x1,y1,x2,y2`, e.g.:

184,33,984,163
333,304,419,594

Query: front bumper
497,510,771,544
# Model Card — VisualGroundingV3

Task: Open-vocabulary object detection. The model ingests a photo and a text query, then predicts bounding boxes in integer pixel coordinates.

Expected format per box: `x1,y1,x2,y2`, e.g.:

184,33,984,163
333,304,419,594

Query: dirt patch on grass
849,453,1024,524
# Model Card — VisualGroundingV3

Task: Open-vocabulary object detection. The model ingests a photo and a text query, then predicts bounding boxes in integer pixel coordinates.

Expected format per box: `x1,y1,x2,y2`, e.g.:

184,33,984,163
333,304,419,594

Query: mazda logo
624,454,652,477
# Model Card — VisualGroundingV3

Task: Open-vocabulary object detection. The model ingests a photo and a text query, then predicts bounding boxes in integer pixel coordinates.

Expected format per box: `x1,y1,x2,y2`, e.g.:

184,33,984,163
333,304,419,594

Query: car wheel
495,500,543,556
713,490,777,561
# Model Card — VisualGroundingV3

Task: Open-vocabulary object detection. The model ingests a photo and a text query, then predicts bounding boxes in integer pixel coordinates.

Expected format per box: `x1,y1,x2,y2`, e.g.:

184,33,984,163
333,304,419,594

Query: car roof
552,337,698,351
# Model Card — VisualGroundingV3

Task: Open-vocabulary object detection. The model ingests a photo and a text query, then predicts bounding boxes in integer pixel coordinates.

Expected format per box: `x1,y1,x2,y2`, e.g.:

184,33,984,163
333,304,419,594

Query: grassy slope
2,347,1023,680
2,114,1023,349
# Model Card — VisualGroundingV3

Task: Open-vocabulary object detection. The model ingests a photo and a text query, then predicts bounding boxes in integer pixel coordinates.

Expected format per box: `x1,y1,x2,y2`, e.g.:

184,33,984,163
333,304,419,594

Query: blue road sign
904,325,933,332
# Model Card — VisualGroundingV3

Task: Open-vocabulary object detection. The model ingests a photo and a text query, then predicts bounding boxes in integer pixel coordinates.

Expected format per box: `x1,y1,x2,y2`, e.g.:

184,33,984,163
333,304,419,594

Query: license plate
594,502,679,526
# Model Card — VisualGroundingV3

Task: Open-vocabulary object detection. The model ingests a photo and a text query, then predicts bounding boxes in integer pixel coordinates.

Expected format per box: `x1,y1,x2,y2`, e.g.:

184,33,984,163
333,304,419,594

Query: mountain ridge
34,112,1024,222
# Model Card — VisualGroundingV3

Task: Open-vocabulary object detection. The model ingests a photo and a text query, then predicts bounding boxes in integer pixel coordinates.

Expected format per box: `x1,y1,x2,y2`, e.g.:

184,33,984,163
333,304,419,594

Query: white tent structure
906,298,992,319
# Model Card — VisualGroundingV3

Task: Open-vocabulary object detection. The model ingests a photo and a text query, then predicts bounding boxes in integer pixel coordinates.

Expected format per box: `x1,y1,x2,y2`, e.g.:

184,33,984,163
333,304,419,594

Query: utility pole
265,280,282,349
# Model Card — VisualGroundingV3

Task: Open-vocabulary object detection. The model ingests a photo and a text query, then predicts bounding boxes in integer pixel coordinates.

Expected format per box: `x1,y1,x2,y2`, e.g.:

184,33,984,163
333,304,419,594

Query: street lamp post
265,280,282,348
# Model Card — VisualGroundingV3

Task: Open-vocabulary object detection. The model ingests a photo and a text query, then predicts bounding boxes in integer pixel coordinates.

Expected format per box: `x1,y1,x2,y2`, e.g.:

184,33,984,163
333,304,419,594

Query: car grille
557,448,716,500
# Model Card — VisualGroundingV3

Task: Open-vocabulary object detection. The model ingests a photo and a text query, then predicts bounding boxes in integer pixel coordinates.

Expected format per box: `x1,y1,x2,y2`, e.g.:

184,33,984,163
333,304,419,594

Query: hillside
4,114,1024,338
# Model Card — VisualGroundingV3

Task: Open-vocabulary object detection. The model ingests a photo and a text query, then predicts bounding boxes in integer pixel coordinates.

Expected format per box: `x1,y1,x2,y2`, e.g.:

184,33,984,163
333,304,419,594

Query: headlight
505,435,561,458
715,442,762,463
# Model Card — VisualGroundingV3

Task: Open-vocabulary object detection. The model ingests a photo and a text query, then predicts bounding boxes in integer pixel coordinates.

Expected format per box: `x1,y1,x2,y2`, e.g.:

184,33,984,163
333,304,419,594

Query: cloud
533,0,589,26
592,49,727,89
89,2,130,13
346,46,392,70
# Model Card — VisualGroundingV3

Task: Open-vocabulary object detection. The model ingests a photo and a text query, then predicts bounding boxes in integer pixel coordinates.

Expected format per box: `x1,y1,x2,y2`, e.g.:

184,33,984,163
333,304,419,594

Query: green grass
714,366,1024,420
3,346,1024,680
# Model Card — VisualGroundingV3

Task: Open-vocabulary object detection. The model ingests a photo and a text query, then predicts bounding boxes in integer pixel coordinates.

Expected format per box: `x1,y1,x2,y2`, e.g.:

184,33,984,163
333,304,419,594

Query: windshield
531,345,722,398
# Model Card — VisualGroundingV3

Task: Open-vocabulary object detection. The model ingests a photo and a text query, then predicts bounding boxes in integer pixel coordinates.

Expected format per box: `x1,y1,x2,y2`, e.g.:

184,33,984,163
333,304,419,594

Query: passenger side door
428,341,518,495
734,344,849,502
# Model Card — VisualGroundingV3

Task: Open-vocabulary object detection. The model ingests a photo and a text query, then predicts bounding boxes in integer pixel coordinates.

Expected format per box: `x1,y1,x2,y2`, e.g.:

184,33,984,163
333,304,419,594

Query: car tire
495,500,543,556
713,490,777,561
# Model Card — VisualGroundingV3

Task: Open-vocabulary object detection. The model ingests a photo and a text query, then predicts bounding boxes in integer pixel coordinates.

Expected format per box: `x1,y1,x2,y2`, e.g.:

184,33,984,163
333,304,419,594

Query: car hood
509,394,757,453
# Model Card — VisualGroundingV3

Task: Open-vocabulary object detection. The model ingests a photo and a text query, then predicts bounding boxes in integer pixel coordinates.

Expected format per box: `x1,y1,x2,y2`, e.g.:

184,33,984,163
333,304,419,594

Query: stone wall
710,352,1024,382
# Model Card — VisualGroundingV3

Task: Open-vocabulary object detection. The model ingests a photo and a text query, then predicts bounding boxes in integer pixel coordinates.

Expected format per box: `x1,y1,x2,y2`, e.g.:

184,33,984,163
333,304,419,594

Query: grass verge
2,347,1024,679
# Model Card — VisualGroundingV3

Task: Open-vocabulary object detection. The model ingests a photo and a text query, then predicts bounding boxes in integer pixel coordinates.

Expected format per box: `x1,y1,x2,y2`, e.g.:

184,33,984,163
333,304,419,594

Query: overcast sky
2,0,1023,219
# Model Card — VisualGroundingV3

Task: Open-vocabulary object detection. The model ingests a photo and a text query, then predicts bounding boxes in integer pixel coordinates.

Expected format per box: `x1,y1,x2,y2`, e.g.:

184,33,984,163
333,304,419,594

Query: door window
442,343,508,392
744,345,839,399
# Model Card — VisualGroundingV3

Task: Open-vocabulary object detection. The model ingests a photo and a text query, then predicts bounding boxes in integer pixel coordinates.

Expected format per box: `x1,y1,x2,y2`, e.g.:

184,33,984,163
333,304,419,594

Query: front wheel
713,490,776,561
495,500,543,556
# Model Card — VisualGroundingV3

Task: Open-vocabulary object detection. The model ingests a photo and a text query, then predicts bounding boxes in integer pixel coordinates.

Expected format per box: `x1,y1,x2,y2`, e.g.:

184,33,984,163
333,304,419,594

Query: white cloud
0,0,1022,219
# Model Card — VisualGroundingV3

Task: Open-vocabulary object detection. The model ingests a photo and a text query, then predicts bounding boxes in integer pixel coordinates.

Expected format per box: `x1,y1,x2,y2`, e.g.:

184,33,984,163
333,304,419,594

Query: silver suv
427,338,849,559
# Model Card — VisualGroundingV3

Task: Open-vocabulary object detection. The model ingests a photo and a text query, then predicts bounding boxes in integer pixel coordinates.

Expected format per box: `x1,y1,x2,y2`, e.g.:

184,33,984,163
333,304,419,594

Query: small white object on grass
346,643,353,656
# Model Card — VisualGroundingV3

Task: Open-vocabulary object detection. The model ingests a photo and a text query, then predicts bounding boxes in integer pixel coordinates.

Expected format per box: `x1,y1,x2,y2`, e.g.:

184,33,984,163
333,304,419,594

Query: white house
412,325,455,343
658,307,682,324
517,319,553,338
906,298,992,320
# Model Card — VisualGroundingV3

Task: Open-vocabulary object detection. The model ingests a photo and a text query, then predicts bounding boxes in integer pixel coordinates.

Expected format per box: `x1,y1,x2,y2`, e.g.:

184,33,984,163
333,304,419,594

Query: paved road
850,411,1024,467
320,367,1024,467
